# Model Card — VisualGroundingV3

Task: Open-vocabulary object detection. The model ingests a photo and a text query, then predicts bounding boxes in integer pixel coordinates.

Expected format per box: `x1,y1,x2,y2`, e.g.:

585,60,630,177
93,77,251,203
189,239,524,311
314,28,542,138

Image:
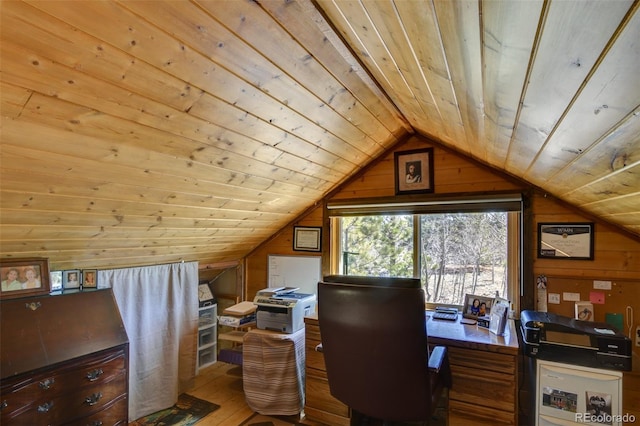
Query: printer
253,287,317,334
520,310,632,371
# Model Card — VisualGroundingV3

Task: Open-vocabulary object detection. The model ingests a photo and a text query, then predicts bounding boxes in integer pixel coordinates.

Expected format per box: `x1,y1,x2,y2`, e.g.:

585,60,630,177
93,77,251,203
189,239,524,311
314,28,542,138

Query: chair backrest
317,279,433,422
322,274,421,289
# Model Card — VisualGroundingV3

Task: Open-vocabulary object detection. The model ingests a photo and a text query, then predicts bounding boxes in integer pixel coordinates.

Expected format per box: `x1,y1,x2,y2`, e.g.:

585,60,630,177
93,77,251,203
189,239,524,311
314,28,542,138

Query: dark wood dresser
1,289,129,425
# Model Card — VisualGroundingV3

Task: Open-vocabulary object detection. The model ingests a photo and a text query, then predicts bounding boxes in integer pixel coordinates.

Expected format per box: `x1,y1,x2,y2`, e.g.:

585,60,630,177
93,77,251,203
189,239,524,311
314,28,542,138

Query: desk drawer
447,346,515,374
449,399,516,425
449,364,515,412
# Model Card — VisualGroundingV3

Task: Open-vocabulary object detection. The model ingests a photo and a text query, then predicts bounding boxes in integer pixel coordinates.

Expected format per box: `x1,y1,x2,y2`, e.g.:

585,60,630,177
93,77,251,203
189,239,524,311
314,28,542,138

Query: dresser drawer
3,372,127,425
66,394,128,426
1,349,126,416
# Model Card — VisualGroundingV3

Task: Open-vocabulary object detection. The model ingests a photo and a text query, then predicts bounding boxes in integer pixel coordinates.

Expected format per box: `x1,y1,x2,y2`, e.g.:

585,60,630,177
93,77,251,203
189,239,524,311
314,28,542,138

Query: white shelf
197,304,217,372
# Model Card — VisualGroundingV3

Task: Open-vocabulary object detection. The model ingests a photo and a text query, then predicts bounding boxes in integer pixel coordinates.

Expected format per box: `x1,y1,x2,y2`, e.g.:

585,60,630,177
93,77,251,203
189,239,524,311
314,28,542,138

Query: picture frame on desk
462,293,493,319
0,257,51,300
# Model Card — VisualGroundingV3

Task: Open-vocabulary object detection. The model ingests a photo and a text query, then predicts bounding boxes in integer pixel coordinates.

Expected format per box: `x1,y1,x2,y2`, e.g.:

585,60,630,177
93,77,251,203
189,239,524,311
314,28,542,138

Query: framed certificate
537,222,594,260
293,226,322,252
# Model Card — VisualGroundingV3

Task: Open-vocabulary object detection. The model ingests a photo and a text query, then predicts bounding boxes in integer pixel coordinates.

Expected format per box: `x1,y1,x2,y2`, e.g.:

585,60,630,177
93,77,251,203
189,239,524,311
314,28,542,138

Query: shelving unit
218,322,255,365
197,303,217,372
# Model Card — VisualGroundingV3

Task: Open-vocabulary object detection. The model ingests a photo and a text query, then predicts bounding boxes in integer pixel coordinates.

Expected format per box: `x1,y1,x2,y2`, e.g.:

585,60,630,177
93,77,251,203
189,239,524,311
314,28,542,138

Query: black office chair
317,277,451,425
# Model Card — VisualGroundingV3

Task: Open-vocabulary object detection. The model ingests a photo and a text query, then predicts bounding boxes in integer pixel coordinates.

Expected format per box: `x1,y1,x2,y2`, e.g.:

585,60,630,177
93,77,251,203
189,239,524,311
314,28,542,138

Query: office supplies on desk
432,307,458,321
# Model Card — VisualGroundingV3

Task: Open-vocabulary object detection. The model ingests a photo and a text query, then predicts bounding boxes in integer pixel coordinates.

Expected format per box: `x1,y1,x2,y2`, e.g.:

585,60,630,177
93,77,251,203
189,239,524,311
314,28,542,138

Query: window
328,194,522,311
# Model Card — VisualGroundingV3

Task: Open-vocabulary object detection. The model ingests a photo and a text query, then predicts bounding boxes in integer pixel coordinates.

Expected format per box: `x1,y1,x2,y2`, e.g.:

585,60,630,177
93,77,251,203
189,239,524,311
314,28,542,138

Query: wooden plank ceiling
0,0,638,270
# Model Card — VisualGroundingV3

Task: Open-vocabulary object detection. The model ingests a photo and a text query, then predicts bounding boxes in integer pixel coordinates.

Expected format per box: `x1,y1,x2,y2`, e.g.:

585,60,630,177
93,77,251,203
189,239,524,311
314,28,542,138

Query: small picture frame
0,258,51,300
394,148,434,195
63,270,81,290
537,222,594,260
82,269,98,289
50,271,63,292
293,226,322,252
462,293,494,319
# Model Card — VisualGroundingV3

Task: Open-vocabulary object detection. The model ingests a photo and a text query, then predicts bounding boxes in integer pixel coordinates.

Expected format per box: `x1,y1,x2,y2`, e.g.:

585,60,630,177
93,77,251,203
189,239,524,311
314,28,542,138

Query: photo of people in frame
63,270,81,290
1,265,43,291
82,269,98,289
394,148,434,195
462,293,494,319
0,258,51,300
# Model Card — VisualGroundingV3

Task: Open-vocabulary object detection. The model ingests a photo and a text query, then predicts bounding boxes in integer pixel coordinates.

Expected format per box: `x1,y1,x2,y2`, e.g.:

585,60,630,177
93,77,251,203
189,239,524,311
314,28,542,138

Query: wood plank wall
245,135,640,350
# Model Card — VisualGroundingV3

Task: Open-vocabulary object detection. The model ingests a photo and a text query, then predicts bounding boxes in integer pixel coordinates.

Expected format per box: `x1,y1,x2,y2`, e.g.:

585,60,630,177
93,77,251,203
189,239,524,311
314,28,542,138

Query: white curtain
99,262,199,421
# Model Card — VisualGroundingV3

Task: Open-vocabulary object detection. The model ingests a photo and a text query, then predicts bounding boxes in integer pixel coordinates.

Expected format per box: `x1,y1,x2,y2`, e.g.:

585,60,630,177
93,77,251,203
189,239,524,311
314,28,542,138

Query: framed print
63,269,81,290
538,222,594,260
0,258,51,300
462,293,494,319
293,226,322,252
82,269,98,289
394,148,434,195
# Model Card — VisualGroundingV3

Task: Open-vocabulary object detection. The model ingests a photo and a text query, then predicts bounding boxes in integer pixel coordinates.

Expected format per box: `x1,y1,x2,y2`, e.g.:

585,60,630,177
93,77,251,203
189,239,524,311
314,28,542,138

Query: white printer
253,287,317,333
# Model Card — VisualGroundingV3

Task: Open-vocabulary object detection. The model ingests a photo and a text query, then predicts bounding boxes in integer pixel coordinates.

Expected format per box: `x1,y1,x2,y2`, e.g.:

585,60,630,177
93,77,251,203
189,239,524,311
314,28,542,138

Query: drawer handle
84,392,102,406
37,401,54,413
88,422,103,426
86,368,104,381
1,400,7,410
39,378,55,390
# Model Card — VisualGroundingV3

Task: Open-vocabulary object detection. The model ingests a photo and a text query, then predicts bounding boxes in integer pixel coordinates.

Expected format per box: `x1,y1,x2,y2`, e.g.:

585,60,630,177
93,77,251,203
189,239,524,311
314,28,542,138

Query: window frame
327,193,524,313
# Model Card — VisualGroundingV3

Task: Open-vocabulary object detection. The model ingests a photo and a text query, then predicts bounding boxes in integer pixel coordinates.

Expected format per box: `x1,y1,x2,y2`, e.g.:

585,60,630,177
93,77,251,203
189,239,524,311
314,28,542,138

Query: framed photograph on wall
394,148,434,195
462,293,494,319
538,222,594,260
0,258,51,300
82,269,98,289
63,269,81,290
293,226,322,252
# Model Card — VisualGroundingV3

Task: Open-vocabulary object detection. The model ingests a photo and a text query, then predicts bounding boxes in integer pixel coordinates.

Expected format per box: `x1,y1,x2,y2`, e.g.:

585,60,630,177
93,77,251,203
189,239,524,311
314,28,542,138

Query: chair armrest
428,345,446,373
315,343,323,352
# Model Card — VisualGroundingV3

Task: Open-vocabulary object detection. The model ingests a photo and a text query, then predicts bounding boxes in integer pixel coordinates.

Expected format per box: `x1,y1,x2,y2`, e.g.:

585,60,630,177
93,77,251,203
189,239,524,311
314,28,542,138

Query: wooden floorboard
182,362,321,426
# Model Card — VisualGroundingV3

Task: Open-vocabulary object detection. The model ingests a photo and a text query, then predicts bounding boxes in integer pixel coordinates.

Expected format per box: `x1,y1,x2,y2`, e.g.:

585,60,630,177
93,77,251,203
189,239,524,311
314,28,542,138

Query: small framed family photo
82,269,98,289
63,270,81,290
0,258,51,300
394,148,434,195
462,294,494,319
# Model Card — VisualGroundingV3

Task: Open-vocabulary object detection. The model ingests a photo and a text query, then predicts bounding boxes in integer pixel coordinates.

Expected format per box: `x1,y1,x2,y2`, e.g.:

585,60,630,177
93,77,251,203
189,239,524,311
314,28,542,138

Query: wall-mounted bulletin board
543,276,639,343
267,254,322,295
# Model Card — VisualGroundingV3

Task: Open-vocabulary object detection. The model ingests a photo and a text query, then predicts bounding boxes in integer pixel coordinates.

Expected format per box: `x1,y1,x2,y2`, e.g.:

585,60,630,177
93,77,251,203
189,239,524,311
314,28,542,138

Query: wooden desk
304,313,519,426
427,315,519,425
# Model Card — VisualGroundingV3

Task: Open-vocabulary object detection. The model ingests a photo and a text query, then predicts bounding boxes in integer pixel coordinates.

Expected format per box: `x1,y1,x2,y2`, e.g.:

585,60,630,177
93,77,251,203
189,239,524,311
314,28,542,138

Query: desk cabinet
1,289,129,425
304,316,350,426
446,346,517,425
428,318,519,426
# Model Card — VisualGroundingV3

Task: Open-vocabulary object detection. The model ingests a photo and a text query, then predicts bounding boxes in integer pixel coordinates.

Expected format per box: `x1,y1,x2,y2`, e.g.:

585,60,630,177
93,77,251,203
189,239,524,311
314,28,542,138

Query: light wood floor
183,361,323,426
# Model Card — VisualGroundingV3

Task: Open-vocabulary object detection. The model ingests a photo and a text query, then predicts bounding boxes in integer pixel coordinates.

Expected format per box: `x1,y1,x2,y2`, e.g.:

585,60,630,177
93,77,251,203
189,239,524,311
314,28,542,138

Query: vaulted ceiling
1,0,638,270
